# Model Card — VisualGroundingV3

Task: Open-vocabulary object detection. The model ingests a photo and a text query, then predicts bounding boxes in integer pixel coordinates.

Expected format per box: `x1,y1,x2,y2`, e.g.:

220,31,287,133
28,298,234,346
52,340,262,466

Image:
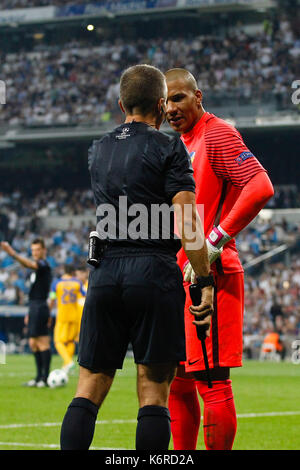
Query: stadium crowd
0,12,299,128
244,256,300,338
265,185,300,209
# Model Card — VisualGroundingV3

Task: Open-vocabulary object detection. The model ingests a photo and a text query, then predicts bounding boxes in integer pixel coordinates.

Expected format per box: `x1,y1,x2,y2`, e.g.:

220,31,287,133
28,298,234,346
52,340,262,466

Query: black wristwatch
196,274,215,288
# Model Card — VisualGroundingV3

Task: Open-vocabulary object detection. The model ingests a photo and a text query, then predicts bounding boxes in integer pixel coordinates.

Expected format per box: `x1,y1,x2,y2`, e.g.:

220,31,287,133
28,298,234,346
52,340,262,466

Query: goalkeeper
165,68,274,451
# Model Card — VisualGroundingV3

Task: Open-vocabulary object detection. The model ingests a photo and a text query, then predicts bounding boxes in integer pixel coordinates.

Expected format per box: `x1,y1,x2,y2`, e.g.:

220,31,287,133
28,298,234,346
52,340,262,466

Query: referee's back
78,64,196,374
88,120,195,254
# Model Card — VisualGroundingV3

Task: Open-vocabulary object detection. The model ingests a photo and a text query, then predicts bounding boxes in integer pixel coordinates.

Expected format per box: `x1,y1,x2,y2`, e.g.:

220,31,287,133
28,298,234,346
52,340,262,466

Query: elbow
263,179,275,205
255,172,275,207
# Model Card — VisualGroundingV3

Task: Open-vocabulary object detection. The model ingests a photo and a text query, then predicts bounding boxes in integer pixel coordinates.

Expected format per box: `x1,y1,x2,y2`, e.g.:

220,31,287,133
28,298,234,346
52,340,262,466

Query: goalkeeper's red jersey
177,112,266,275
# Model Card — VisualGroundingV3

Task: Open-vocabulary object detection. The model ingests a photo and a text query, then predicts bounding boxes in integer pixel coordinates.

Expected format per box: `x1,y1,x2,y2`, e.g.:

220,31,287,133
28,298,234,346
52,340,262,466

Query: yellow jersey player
49,264,86,374
75,264,89,342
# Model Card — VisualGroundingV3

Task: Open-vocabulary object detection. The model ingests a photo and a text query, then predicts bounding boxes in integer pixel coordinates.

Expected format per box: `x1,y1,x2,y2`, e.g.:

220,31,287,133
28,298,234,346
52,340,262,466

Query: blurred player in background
165,68,274,450
0,238,52,388
75,264,89,342
49,264,86,375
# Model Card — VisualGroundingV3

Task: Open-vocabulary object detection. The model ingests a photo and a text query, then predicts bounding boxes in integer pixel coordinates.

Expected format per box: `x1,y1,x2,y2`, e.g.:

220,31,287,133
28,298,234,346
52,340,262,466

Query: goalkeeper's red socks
169,377,237,450
196,379,237,450
168,376,200,450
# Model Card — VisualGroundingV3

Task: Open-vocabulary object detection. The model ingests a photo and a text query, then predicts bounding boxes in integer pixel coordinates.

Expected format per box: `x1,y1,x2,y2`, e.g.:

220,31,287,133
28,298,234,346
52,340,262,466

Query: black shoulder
151,129,178,146
88,136,107,170
37,259,50,271
149,130,182,156
152,131,189,162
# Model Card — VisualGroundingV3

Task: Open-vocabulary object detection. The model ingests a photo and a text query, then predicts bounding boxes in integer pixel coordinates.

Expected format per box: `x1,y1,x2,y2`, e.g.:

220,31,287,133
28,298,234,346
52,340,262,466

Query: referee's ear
118,99,125,114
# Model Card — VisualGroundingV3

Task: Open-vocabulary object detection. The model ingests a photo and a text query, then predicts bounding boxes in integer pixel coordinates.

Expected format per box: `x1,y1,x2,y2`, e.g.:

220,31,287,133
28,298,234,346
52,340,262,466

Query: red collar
182,112,214,145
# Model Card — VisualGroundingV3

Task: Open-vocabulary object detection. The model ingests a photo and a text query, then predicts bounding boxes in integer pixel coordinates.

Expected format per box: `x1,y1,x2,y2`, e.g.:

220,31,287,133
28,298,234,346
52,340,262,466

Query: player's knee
142,362,177,384
75,366,116,407
37,336,50,350
29,338,38,351
137,363,177,408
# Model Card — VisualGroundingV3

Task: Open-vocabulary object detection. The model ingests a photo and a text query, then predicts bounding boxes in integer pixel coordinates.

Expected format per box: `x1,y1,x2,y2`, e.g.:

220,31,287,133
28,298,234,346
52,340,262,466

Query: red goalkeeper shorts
184,272,244,373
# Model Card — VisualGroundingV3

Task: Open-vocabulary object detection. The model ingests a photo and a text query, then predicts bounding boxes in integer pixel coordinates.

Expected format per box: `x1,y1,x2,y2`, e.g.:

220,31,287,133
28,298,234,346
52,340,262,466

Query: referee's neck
124,114,158,130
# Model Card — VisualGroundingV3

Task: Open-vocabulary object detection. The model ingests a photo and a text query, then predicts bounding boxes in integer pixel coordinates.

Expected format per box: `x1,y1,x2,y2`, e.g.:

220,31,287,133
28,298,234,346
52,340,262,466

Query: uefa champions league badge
116,127,131,139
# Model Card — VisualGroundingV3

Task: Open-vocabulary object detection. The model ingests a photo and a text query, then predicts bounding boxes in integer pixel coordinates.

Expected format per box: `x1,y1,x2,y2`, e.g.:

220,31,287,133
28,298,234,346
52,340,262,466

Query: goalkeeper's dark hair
120,64,167,116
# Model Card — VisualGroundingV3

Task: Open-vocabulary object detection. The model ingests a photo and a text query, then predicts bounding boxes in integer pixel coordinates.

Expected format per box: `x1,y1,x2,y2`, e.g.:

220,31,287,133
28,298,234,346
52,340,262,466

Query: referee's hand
189,286,214,337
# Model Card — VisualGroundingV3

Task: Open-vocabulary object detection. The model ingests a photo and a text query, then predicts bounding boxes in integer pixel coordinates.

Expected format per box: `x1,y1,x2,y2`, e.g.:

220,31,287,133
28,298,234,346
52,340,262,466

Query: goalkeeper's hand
183,261,196,284
206,239,223,264
183,240,223,283
183,225,231,282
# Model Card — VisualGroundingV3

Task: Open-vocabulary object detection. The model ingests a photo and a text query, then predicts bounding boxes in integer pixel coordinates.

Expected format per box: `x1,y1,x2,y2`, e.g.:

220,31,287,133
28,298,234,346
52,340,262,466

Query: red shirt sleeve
221,171,274,237
204,122,266,189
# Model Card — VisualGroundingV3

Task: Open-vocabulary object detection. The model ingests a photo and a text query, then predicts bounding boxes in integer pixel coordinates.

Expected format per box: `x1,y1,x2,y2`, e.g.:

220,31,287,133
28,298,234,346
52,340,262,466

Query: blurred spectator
269,296,284,327
260,325,286,360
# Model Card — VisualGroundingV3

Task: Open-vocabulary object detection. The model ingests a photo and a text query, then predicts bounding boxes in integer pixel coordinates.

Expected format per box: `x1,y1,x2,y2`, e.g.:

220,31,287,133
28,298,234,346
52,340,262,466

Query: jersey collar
181,112,213,145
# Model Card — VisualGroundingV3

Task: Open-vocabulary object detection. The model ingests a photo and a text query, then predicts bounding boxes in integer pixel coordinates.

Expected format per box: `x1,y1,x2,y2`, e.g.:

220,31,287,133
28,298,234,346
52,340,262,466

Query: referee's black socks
136,405,171,450
33,351,43,382
60,401,170,450
60,397,99,450
40,349,51,383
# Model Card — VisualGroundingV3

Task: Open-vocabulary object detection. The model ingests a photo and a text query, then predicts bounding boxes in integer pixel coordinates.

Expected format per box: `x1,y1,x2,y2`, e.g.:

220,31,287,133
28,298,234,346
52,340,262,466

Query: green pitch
0,355,299,450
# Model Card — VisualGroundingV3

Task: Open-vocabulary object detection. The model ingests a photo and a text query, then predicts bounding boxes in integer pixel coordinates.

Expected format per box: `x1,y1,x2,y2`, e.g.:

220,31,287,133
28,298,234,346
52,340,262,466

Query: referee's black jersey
28,259,52,301
88,121,195,255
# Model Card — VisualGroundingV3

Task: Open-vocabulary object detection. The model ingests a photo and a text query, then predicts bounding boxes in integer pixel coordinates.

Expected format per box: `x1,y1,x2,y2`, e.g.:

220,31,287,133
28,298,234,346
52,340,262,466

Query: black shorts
28,300,50,338
78,251,186,371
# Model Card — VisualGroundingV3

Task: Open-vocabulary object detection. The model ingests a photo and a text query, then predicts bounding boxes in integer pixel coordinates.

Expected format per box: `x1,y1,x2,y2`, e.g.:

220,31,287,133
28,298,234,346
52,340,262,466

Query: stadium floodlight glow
87,24,95,31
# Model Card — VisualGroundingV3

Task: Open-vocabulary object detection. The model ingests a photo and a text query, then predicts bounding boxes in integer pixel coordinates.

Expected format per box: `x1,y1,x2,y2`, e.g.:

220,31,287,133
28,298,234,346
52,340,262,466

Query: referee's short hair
31,237,45,248
120,64,167,116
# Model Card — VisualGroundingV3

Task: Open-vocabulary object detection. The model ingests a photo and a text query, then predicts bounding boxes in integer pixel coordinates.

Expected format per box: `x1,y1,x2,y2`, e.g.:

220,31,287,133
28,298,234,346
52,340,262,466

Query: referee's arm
0,241,38,270
173,190,213,326
172,191,210,278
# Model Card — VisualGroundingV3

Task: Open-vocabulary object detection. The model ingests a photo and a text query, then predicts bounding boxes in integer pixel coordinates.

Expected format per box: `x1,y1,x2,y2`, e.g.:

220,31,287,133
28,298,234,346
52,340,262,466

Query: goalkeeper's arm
207,171,274,255
184,171,274,282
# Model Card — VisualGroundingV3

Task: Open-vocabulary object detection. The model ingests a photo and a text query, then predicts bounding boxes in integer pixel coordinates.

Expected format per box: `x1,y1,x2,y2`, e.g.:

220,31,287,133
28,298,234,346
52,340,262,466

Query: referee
1,238,52,387
60,64,214,450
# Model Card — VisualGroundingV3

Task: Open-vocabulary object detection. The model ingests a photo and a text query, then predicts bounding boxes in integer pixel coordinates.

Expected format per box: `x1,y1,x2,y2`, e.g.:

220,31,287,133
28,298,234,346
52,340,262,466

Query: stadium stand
0,0,92,9
0,6,299,128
